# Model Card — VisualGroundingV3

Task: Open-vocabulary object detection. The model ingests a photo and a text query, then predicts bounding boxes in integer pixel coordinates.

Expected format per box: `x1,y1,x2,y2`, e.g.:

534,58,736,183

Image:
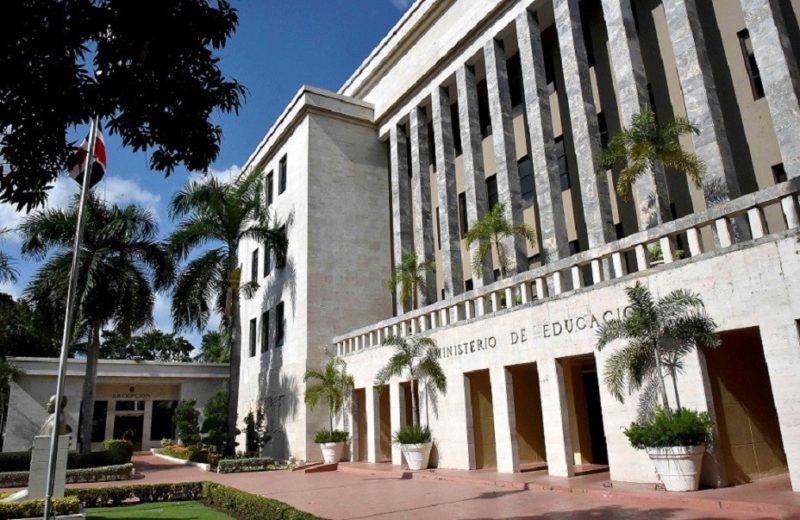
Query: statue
37,395,72,437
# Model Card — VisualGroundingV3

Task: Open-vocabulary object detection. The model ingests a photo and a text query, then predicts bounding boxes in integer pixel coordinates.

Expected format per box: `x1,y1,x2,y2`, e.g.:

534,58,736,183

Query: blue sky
0,0,412,347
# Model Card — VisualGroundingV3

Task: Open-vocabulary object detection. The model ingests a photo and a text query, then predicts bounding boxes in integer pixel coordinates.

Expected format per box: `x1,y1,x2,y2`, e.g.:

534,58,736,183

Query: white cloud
391,0,414,10
204,164,240,183
152,292,173,332
99,177,161,207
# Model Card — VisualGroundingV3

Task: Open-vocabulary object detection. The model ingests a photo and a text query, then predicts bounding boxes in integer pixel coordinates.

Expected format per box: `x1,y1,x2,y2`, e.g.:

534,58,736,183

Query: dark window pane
115,400,135,412
477,79,492,137
276,226,286,268
486,175,499,209
518,156,534,202
261,311,269,352
251,249,259,282
465,279,473,291
427,121,436,167
772,163,787,184
507,53,523,107
150,400,177,441
266,172,274,206
615,222,625,240
597,112,609,149
278,155,287,194
91,401,107,442
451,103,462,155
569,240,580,255
249,318,257,357
275,303,285,347
458,192,468,237
263,244,271,277
738,29,765,100
435,207,441,250
555,137,570,191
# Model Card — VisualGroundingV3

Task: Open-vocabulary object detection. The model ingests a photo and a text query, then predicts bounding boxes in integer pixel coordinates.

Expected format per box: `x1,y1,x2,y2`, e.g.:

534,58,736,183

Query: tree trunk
225,290,241,456
670,367,682,410
652,340,671,414
410,377,419,428
495,235,506,279
79,323,101,453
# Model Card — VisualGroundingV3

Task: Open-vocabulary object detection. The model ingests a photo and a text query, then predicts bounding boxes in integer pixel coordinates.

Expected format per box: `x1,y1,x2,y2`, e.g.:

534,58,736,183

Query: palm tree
20,193,172,452
0,229,18,284
464,202,536,280
168,168,287,455
595,282,719,420
303,357,354,432
375,336,446,428
387,251,434,311
597,105,705,201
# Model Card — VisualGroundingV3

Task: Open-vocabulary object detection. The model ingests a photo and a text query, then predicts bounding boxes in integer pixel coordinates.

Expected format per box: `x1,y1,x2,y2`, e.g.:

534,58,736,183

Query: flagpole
43,116,99,520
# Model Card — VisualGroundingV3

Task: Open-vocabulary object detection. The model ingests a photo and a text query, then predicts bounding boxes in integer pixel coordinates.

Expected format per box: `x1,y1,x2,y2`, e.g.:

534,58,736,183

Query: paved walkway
61,455,798,519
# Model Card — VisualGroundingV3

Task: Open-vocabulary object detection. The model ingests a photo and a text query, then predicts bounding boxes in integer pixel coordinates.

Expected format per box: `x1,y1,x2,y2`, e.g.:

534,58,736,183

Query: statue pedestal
29,435,70,499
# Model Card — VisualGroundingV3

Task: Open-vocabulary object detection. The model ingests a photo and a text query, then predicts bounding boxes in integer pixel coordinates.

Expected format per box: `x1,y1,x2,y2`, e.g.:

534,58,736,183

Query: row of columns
388,0,800,314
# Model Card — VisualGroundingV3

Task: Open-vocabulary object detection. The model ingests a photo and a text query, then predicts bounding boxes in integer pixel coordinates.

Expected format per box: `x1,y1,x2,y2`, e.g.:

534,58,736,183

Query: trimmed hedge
0,444,133,472
216,457,277,474
159,445,209,463
0,463,135,487
65,481,323,519
0,496,80,519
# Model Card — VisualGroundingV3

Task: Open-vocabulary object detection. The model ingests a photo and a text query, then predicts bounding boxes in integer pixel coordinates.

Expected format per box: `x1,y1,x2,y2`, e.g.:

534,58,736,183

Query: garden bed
0,463,135,488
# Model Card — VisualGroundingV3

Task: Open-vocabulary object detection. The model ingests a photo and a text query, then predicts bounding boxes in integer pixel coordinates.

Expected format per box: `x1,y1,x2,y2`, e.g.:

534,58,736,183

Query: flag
67,124,107,187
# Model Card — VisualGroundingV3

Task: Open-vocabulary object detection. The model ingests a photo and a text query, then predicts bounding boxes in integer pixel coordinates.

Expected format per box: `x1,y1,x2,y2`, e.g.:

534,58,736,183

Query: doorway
560,355,608,467
467,370,496,469
508,363,546,468
353,389,367,462
113,415,144,450
400,381,414,426
704,327,788,484
378,385,391,462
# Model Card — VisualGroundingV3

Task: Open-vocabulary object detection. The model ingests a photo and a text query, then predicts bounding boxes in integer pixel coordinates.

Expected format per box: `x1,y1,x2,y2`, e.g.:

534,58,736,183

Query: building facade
238,0,800,490
4,358,228,452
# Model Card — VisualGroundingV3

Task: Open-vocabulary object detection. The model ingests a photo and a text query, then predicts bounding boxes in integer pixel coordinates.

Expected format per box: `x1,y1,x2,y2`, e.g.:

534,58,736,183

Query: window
261,311,269,352
597,112,609,149
251,249,259,282
435,207,441,249
465,279,473,291
441,288,445,300
555,137,570,191
477,79,492,137
451,103,462,155
647,83,657,112
278,155,287,194
569,240,580,255
486,175,499,209
115,400,145,412
249,318,257,357
507,52,523,107
542,26,557,87
738,29,765,100
91,401,107,443
275,302,285,347
427,121,436,167
263,244,271,277
458,192,468,238
150,400,177,441
772,163,787,184
276,226,286,268
266,171,274,206
493,269,501,281
518,156,534,202
582,7,595,67
615,222,625,240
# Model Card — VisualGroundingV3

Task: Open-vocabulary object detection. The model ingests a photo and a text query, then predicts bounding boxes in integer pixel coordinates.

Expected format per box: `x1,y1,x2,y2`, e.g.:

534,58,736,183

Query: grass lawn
86,501,233,519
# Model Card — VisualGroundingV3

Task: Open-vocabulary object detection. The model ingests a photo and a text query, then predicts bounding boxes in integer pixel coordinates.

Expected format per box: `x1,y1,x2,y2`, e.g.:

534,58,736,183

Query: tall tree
19,193,173,452
595,282,720,420
303,357,354,433
194,330,230,363
463,203,536,280
0,293,60,358
168,168,287,455
0,0,245,210
98,329,194,362
596,105,705,201
387,251,434,311
0,229,17,284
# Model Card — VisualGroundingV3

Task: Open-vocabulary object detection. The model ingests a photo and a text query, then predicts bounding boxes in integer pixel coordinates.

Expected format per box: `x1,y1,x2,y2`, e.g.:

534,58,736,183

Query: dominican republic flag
67,124,107,188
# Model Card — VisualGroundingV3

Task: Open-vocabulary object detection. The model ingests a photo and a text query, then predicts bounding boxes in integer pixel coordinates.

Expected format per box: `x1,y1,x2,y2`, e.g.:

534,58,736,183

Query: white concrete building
238,0,800,491
4,358,228,452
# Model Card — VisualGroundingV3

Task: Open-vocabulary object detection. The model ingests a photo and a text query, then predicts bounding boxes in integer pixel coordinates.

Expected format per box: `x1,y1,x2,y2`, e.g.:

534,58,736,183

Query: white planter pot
646,445,705,492
319,442,345,464
401,442,432,470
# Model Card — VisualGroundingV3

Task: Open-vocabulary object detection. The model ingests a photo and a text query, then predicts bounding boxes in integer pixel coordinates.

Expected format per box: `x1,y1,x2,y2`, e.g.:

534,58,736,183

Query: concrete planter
319,442,345,464
401,442,432,470
646,445,705,492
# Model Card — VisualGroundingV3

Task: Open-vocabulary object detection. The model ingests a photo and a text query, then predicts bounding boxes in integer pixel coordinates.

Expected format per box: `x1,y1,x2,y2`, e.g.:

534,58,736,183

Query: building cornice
7,357,230,380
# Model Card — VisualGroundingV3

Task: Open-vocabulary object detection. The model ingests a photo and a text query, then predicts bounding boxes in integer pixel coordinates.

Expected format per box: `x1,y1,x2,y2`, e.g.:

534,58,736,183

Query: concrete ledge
149,449,211,472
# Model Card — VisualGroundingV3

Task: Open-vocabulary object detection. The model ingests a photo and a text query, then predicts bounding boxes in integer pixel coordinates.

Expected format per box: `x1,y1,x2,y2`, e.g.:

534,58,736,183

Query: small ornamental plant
313,430,349,444
624,408,712,449
392,425,431,445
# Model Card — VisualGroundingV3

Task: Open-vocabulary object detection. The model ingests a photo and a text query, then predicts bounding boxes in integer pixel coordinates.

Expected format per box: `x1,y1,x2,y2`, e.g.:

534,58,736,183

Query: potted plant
375,336,447,471
596,282,720,491
647,243,685,266
304,356,354,464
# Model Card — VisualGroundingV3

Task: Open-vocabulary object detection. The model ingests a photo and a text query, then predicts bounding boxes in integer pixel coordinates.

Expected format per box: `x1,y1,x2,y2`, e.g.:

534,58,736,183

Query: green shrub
201,482,321,519
0,463,134,487
160,445,209,464
0,451,32,472
392,424,431,445
201,387,229,453
216,457,276,474
0,448,132,472
175,399,202,446
313,430,348,443
68,482,203,508
0,496,79,519
160,438,173,448
624,408,712,449
103,439,134,464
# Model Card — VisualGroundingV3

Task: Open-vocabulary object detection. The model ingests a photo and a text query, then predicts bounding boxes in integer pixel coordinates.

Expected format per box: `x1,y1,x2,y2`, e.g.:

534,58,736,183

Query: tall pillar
601,0,671,229
516,11,570,263
741,0,800,179
365,385,381,463
662,0,741,203
484,39,529,275
390,125,413,313
554,0,616,248
389,381,404,465
431,86,464,297
409,107,438,304
456,65,494,285
490,366,520,473
538,358,574,477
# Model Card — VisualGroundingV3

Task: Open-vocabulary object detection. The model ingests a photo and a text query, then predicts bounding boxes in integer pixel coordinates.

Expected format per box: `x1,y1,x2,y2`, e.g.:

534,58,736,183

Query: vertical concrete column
484,39,529,275
516,11,570,263
389,381,404,465
554,0,616,248
456,65,494,285
490,365,520,473
432,85,465,297
390,125,414,313
601,0,670,229
741,0,800,178
662,0,741,203
365,385,381,463
538,358,574,477
409,106,438,304
758,319,800,491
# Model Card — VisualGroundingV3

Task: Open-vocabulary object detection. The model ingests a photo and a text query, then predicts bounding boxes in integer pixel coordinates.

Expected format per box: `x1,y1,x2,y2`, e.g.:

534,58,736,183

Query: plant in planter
647,243,685,265
304,356,354,463
596,282,720,491
375,336,446,470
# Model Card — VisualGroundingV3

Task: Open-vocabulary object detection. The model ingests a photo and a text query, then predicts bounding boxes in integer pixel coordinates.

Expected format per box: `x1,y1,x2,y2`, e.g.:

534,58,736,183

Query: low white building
4,357,228,452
